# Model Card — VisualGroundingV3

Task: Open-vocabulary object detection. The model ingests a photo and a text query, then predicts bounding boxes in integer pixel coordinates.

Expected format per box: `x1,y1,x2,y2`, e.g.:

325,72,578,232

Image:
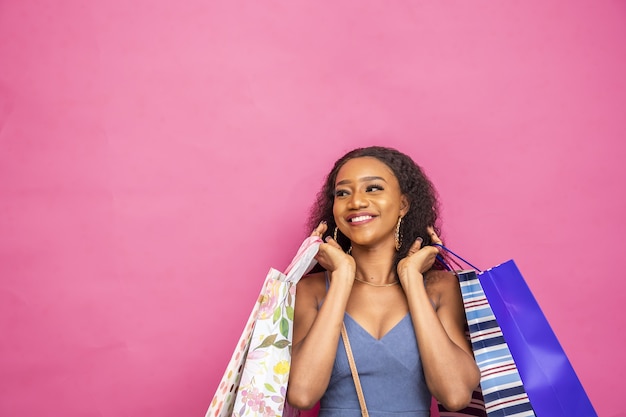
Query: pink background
1,1,624,416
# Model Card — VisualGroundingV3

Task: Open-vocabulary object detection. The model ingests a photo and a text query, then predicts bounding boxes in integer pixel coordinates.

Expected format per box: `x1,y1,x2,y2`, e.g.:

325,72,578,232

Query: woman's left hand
397,226,442,282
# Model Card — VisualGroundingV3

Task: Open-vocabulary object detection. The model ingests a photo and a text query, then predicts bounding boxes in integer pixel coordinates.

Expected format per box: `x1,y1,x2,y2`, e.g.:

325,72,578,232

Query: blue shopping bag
479,260,597,417
436,247,598,417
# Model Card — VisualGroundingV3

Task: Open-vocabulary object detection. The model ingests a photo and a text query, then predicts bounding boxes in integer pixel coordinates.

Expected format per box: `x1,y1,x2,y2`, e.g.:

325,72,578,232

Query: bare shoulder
296,271,327,307
424,269,461,308
424,269,459,289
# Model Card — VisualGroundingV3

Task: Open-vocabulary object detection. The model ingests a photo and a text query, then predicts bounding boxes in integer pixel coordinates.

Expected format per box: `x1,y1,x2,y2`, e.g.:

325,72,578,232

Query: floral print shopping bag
206,237,321,417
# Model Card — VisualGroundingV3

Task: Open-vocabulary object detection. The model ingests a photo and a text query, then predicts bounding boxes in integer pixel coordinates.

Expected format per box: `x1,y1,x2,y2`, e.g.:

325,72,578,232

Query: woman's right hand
310,222,356,277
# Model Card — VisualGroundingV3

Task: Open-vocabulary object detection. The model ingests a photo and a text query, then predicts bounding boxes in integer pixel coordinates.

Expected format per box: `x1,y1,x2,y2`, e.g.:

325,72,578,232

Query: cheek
383,202,403,219
378,199,397,211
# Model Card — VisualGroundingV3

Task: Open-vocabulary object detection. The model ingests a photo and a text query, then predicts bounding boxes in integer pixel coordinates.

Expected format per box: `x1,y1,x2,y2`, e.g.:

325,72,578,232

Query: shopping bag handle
434,244,483,273
284,236,322,283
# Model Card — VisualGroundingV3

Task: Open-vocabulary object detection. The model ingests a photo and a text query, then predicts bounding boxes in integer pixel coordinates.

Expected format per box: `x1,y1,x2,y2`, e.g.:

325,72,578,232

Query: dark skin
287,157,480,411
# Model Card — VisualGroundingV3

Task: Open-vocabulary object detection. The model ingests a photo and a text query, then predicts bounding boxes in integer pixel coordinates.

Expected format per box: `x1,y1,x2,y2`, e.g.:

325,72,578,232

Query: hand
397,226,441,283
310,222,356,276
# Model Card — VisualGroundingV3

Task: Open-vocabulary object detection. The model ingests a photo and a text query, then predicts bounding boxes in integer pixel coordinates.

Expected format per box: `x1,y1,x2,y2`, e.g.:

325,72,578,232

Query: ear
400,194,409,217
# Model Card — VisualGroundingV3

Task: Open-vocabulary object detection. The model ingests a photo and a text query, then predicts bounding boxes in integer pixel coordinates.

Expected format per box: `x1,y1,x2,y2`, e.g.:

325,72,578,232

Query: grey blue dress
318,312,432,417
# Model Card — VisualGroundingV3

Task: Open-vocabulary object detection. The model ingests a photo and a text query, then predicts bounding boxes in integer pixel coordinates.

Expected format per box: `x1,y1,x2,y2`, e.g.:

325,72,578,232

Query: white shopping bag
206,237,321,417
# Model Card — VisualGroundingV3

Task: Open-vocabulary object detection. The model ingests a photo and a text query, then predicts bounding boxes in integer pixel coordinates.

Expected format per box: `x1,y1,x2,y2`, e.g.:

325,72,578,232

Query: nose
348,191,368,209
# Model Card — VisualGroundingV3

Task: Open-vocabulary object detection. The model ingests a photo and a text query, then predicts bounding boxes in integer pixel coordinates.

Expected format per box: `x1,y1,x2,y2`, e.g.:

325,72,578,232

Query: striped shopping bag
457,269,535,417
437,266,534,417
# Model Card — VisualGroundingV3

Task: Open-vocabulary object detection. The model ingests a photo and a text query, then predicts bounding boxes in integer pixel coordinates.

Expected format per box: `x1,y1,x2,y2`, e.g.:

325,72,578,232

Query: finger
310,221,327,237
426,226,443,245
323,235,343,250
406,237,423,255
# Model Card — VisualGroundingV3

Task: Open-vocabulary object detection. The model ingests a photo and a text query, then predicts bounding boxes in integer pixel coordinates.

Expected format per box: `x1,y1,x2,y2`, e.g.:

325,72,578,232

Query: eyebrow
335,176,388,186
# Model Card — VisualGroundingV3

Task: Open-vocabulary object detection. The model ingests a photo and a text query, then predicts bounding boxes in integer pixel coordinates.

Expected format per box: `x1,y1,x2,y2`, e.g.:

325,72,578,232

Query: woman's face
332,157,408,249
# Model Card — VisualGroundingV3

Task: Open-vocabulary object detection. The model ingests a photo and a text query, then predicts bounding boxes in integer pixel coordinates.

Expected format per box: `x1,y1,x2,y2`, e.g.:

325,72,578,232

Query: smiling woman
286,147,481,416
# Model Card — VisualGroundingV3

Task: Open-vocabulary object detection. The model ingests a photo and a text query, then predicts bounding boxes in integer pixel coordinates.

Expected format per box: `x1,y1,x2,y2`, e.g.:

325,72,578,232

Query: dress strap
317,271,331,310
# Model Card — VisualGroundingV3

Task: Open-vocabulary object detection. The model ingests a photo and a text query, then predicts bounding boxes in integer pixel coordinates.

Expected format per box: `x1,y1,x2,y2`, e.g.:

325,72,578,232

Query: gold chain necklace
354,277,399,287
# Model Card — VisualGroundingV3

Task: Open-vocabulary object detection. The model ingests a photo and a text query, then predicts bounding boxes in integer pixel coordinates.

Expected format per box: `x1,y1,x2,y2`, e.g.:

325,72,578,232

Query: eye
366,184,385,192
334,189,349,198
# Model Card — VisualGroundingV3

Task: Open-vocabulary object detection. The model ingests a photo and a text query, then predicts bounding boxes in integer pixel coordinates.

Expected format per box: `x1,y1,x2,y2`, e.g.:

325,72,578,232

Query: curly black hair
308,146,442,271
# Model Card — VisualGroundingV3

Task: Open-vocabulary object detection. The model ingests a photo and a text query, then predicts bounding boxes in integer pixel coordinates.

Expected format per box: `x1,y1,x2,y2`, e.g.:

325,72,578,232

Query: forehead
335,157,397,183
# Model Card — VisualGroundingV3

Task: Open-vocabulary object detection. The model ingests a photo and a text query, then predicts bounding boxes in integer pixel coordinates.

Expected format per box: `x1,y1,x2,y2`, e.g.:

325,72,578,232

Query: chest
345,285,410,340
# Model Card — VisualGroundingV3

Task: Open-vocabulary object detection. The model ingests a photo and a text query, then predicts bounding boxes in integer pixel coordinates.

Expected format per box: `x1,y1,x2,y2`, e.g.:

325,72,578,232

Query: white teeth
350,215,373,223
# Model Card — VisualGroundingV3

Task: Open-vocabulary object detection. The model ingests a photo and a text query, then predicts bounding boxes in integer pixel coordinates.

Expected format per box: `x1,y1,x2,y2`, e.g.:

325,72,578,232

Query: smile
349,215,374,223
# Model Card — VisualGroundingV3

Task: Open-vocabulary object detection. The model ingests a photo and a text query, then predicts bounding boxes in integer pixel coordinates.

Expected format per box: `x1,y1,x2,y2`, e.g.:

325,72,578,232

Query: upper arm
292,272,325,347
427,271,473,355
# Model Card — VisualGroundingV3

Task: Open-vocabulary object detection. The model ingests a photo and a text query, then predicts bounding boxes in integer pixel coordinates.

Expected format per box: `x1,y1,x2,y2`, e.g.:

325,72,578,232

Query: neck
350,244,397,285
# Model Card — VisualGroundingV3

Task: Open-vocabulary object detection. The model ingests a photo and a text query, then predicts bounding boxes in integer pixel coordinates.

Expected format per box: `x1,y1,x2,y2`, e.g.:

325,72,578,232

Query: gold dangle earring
334,226,352,254
395,217,402,251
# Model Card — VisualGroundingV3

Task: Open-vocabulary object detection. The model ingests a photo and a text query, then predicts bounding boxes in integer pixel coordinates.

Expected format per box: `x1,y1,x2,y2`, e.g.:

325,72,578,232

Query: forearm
402,276,480,411
287,275,353,408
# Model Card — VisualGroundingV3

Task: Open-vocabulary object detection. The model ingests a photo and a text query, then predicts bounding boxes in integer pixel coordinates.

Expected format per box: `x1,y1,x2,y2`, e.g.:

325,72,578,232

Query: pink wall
1,1,624,416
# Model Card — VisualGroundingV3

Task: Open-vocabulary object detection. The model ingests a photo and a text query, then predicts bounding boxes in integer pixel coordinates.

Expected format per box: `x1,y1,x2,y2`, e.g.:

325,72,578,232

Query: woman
286,146,480,416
